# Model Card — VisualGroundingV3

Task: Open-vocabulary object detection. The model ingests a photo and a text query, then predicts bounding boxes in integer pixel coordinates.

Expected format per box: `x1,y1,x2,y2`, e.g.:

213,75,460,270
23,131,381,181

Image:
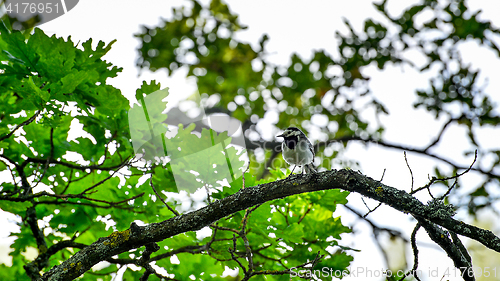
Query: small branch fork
0,110,41,142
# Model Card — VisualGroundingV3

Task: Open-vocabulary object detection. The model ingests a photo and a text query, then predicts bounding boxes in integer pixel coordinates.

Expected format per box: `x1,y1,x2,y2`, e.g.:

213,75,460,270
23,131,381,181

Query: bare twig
229,234,247,275
398,223,422,281
424,117,456,152
361,197,382,218
417,219,474,281
297,205,312,224
411,150,477,197
404,151,415,192
380,168,386,181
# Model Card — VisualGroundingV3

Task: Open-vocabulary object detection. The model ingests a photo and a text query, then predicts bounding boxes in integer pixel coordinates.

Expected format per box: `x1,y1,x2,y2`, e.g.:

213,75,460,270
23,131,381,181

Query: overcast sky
2,0,500,280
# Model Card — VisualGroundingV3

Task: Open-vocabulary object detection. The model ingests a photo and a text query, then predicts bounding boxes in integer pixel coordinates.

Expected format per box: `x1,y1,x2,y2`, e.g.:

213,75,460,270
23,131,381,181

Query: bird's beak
277,133,283,138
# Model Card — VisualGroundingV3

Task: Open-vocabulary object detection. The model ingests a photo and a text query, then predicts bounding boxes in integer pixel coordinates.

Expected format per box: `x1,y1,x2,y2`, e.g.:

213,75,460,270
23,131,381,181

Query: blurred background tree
137,0,499,177
135,0,500,277
136,0,500,212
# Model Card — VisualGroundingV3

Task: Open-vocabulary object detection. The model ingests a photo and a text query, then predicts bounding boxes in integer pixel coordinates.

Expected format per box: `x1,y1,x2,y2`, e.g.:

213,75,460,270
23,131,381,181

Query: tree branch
25,156,131,172
150,176,179,216
0,110,40,142
423,116,457,152
399,223,422,281
26,240,87,278
24,206,48,280
40,169,500,280
418,219,475,281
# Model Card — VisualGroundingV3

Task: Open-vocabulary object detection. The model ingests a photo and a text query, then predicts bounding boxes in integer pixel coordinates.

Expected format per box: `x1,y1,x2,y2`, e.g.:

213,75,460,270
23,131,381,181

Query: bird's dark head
277,127,303,138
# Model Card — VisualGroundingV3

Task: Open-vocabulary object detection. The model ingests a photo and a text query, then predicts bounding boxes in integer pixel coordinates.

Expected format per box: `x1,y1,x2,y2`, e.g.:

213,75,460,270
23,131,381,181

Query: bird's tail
305,164,317,174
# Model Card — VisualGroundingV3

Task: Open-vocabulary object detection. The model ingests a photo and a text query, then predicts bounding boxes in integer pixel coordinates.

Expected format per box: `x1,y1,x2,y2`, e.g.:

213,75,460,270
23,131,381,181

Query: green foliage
0,17,352,280
166,124,246,193
0,19,142,279
2,0,500,279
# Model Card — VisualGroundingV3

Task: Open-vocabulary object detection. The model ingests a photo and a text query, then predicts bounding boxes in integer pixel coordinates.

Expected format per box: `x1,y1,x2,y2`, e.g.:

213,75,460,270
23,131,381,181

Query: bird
277,127,317,177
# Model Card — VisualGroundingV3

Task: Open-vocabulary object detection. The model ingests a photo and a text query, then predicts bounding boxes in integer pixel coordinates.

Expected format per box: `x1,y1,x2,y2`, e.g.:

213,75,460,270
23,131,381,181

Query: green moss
75,262,83,272
103,229,131,248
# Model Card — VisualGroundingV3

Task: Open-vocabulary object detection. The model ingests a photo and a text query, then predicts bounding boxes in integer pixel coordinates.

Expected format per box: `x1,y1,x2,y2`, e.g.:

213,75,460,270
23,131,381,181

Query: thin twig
210,224,239,233
25,156,132,172
239,204,262,273
205,184,212,204
32,128,55,189
297,205,312,224
242,160,250,189
0,110,40,142
150,177,179,216
31,192,145,208
398,223,422,281
404,151,414,192
229,234,247,275
424,117,456,152
380,168,386,181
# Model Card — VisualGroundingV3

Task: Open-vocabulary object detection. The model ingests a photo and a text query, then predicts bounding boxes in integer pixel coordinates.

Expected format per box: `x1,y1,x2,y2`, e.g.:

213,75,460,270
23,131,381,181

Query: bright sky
1,0,500,280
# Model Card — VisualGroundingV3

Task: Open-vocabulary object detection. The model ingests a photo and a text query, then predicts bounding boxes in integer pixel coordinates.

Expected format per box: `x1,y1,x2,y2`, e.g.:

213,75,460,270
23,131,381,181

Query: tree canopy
1,0,500,280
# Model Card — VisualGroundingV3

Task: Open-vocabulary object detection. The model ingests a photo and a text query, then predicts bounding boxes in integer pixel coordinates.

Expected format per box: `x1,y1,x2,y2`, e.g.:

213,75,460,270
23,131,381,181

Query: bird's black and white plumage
277,127,316,176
